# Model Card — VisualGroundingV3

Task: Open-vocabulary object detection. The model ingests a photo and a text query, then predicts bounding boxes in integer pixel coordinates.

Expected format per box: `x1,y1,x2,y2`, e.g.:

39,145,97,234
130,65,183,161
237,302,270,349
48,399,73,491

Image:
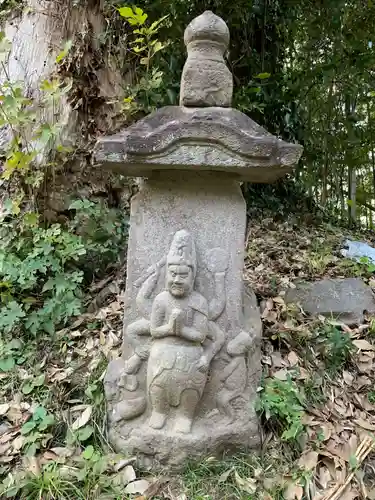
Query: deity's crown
167,230,196,274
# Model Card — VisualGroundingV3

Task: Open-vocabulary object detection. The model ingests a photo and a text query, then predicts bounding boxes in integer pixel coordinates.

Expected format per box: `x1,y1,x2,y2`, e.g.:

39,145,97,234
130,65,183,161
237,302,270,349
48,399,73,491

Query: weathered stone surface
94,106,303,182
285,278,375,325
180,11,233,108
104,172,262,468
93,11,302,182
96,10,303,470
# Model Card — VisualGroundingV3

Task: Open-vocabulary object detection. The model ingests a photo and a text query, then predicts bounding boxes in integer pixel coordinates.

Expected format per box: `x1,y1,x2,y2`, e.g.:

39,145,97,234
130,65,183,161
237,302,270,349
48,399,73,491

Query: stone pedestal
104,172,262,466
94,10,302,469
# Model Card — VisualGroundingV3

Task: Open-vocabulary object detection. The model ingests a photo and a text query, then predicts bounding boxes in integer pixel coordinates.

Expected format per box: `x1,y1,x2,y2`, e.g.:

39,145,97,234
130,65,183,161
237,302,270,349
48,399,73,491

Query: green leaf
152,41,164,55
56,40,72,64
133,45,146,53
82,445,94,460
38,414,54,431
26,442,38,456
77,425,94,442
40,79,60,93
254,72,271,79
21,420,37,435
34,374,45,387
117,6,134,18
33,406,47,421
21,382,34,395
0,32,11,62
134,6,147,24
0,301,26,333
23,212,39,227
149,15,169,32
0,356,15,372
349,454,358,470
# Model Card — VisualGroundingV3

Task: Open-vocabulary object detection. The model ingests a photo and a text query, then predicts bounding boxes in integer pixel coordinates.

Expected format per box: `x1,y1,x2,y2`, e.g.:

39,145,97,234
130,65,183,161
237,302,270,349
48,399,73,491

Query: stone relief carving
116,229,231,433
216,330,255,423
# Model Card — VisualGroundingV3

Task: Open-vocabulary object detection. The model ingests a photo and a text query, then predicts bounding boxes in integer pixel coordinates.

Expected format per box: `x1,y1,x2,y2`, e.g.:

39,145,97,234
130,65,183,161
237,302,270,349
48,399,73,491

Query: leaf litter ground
1,217,375,498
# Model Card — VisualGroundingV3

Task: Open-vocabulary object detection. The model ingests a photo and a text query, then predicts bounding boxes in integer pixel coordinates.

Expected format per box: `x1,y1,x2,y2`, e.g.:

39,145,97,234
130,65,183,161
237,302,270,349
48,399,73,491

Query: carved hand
196,355,209,373
169,308,183,335
135,345,150,360
124,353,141,374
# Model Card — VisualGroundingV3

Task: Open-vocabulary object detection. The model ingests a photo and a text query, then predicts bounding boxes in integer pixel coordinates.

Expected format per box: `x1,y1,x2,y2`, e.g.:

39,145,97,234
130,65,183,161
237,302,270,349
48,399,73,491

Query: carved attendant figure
216,330,254,422
147,230,210,434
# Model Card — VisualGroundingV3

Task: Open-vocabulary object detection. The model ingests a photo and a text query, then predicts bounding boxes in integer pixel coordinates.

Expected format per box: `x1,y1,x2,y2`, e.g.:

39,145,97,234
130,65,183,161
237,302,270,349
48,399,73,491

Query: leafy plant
21,406,55,456
0,453,125,499
0,337,24,371
0,208,85,335
21,373,45,395
68,198,128,279
118,5,169,113
256,376,306,442
341,256,375,278
319,325,354,374
368,390,375,405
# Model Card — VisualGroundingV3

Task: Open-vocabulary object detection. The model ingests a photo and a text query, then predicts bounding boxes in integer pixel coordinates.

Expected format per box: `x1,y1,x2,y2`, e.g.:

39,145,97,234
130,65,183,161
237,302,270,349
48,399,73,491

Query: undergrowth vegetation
0,23,128,337
1,4,375,500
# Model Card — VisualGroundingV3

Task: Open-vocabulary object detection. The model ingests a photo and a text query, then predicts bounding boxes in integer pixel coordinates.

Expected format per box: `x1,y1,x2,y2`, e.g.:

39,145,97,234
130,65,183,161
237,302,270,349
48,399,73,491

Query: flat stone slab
94,106,302,182
285,278,375,325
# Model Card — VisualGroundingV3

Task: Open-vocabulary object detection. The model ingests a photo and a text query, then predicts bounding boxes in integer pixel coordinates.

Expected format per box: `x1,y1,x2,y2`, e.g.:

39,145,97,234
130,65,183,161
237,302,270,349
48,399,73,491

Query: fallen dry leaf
318,465,332,488
273,369,288,381
122,465,136,482
71,405,92,431
342,371,354,385
124,479,151,495
233,470,256,494
12,435,25,452
0,403,9,416
50,447,74,458
298,450,318,471
218,468,233,483
354,418,375,431
114,457,137,471
353,339,375,351
288,351,299,366
284,482,303,500
23,456,40,475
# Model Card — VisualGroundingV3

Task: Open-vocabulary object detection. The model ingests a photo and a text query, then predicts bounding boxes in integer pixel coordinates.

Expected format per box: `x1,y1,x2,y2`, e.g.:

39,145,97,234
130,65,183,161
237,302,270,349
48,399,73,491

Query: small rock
285,278,375,325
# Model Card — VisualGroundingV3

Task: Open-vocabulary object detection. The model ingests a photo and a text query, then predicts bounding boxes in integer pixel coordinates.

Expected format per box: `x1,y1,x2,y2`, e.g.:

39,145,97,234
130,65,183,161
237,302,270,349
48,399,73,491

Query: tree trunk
345,95,357,225
0,0,126,218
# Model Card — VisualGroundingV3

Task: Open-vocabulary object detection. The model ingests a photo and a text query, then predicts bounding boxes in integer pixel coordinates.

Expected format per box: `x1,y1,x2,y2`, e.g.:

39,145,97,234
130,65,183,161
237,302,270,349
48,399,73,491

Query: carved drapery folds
111,229,248,434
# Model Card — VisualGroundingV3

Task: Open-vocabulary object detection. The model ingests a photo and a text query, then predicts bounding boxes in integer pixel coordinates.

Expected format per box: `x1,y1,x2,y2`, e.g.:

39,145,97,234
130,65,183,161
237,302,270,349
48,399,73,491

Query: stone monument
94,11,303,468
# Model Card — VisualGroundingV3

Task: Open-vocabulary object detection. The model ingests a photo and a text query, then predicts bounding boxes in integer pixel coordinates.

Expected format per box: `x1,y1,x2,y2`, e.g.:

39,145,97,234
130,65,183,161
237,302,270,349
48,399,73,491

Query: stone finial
179,11,233,108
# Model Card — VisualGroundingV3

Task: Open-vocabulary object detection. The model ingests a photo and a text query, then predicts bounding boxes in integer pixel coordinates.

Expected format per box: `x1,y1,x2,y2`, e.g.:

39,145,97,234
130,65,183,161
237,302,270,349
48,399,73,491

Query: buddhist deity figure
118,229,227,433
147,230,211,434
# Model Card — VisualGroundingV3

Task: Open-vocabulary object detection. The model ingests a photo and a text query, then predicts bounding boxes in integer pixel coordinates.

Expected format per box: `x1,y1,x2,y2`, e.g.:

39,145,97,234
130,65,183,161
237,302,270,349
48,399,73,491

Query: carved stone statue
98,9,302,468
148,230,210,433
111,229,226,436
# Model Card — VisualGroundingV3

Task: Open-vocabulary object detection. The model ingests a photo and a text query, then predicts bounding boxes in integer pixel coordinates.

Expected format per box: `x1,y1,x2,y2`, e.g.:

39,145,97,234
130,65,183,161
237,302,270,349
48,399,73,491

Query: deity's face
166,264,194,297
